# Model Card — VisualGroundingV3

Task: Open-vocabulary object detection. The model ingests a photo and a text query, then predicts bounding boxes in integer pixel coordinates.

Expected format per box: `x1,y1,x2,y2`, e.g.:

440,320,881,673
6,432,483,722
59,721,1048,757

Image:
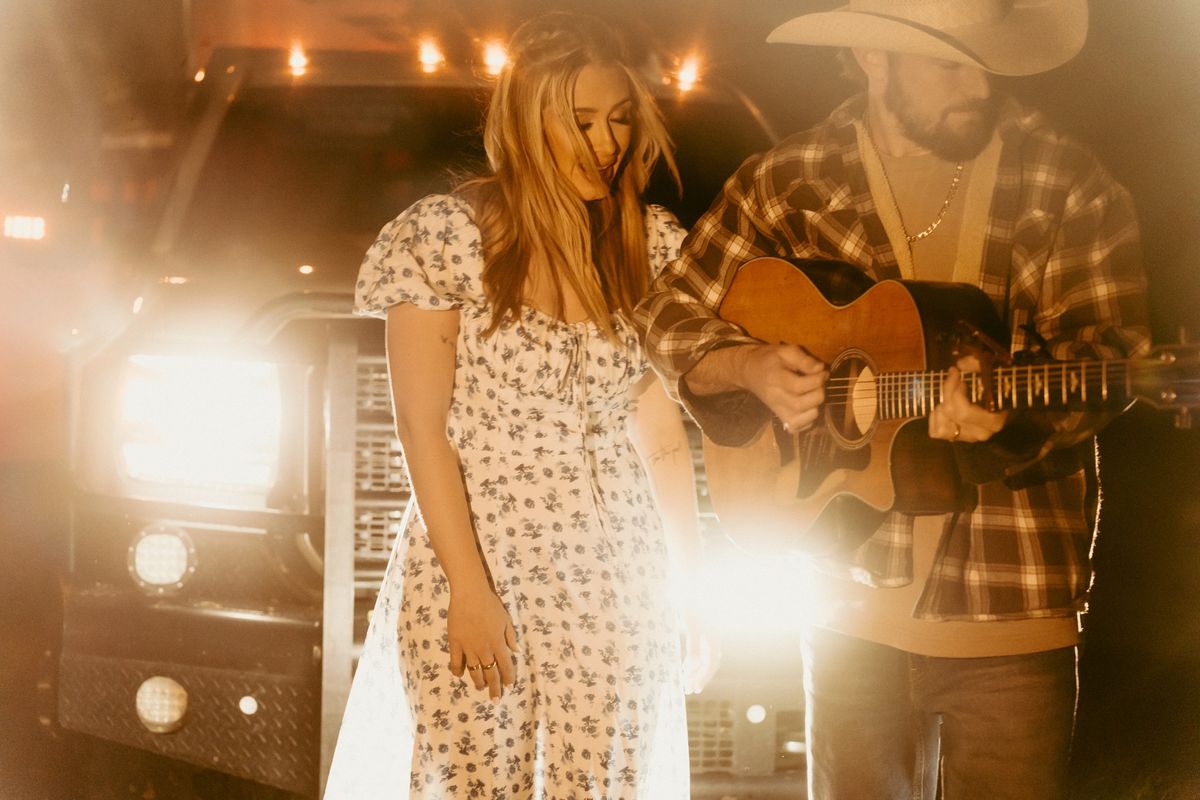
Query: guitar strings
819,364,1150,393
812,361,1189,414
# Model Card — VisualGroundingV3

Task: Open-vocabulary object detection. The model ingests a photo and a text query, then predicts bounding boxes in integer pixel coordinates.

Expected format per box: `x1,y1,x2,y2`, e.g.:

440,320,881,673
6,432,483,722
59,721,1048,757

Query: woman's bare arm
386,303,517,698
627,370,719,693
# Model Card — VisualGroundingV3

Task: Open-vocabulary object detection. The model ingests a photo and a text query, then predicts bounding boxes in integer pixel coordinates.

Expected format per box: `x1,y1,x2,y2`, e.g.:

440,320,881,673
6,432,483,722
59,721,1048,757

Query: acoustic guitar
701,257,1199,555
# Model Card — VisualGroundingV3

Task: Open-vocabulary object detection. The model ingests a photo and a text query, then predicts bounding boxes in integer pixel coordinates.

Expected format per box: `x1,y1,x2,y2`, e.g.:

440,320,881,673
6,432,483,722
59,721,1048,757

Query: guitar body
703,257,1005,555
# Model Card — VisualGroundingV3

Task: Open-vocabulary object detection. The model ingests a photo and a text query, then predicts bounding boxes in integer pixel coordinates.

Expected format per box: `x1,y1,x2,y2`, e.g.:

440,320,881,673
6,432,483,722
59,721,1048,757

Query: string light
288,43,309,77
677,56,700,92
482,41,508,76
419,39,445,74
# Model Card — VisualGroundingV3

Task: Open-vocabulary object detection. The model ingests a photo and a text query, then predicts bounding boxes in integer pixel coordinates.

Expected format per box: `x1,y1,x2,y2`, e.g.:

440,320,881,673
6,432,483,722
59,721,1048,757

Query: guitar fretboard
873,359,1139,420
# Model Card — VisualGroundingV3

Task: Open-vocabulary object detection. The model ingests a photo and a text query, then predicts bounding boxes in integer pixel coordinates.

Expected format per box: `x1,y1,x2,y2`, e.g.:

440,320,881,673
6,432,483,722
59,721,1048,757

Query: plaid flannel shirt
635,95,1150,621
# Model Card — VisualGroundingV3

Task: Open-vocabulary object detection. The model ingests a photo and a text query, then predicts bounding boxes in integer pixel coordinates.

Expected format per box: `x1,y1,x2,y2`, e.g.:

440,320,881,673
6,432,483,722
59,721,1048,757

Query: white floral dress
324,194,690,799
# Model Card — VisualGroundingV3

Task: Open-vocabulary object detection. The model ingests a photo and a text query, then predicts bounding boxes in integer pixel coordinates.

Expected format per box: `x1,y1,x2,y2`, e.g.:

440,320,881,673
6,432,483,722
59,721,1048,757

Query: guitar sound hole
826,350,877,449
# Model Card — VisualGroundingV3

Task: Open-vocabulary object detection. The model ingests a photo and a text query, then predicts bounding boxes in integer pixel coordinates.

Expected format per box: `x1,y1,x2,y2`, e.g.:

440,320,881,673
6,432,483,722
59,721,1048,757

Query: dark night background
1,1,1197,798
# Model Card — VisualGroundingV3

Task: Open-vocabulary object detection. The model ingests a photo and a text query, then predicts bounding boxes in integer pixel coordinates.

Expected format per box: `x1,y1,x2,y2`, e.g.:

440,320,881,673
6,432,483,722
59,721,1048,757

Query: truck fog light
128,524,195,593
135,676,188,733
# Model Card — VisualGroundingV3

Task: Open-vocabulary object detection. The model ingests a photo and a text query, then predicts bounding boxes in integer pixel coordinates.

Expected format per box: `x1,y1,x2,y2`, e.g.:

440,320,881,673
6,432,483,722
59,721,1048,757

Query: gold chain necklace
865,119,964,244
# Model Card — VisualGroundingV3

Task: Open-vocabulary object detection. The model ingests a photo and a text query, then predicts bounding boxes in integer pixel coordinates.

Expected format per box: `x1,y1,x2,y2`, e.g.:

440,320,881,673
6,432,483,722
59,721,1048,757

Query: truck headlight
118,355,282,492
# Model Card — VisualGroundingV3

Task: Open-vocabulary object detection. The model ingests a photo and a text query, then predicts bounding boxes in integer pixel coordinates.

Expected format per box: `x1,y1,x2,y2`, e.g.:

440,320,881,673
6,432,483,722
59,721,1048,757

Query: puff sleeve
354,193,481,318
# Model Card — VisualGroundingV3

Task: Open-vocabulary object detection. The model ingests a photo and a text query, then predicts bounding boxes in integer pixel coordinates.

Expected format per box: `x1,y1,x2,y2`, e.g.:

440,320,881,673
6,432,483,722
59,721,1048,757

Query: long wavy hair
460,12,678,337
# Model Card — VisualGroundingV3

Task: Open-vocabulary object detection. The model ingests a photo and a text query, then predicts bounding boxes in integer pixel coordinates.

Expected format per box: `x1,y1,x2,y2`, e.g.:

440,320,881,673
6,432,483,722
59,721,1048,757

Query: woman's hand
447,582,520,699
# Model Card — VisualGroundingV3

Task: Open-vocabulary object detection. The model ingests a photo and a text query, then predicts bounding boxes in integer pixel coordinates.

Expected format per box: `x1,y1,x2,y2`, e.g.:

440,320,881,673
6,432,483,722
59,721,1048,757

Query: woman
324,12,712,799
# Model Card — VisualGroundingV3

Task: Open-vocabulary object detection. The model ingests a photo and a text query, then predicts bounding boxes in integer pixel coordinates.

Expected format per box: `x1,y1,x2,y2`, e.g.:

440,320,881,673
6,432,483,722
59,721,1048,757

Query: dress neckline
521,303,603,331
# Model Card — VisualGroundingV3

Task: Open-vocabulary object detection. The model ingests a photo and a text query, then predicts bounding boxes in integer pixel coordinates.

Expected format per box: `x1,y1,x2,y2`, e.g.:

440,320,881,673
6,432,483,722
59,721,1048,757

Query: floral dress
324,194,690,799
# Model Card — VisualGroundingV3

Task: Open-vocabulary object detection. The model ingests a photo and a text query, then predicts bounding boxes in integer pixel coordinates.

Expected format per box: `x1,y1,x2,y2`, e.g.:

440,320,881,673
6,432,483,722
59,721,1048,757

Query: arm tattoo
646,442,685,466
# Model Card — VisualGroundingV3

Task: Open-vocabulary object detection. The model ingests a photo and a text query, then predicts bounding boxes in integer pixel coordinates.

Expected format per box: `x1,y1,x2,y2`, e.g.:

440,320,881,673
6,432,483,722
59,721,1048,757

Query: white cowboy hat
766,0,1089,76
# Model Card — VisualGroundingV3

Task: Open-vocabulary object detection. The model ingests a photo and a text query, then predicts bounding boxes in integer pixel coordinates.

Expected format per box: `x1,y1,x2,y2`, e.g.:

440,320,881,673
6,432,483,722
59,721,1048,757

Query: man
635,1,1149,798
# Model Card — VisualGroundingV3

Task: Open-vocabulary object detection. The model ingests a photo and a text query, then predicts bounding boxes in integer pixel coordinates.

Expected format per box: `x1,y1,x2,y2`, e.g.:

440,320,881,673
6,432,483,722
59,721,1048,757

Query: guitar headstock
1135,342,1200,428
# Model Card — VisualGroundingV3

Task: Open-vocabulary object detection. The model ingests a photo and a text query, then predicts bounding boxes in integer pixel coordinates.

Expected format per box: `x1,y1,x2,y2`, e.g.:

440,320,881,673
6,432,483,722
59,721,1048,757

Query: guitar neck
877,359,1140,421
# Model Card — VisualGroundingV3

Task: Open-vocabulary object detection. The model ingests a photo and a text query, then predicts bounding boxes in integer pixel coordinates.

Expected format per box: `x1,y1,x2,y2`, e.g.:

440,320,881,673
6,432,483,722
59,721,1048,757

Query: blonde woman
324,12,713,799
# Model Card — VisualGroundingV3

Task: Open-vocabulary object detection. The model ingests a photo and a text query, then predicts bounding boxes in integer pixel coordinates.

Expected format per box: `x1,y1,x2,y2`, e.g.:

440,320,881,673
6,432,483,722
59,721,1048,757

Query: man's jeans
802,626,1077,800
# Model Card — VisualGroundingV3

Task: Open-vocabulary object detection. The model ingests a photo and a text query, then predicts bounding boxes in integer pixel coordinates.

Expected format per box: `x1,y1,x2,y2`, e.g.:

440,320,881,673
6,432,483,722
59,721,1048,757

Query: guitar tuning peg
1176,408,1192,430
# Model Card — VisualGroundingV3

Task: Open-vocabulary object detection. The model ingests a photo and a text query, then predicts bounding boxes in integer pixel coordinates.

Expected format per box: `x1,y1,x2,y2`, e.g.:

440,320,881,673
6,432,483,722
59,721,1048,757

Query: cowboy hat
766,0,1088,76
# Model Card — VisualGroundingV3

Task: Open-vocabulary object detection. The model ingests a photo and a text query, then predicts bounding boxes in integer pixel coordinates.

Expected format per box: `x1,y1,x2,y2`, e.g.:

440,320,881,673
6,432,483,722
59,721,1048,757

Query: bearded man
635,2,1150,798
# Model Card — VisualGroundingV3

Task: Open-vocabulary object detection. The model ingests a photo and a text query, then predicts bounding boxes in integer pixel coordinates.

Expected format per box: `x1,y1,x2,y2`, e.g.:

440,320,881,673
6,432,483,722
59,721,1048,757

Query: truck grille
353,357,410,581
687,698,736,772
355,422,411,495
355,357,393,416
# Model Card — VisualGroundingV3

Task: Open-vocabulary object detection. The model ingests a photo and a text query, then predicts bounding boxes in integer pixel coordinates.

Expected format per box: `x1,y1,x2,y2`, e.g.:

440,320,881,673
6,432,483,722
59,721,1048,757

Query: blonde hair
461,12,678,337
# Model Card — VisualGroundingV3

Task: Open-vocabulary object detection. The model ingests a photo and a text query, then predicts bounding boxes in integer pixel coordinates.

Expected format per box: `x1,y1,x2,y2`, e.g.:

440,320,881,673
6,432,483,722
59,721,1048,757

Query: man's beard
884,77,1001,161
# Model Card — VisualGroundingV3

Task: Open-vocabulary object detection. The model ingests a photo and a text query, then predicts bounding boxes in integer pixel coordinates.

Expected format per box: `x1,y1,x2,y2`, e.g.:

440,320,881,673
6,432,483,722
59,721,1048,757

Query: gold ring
481,661,497,670
951,423,961,441
466,663,483,671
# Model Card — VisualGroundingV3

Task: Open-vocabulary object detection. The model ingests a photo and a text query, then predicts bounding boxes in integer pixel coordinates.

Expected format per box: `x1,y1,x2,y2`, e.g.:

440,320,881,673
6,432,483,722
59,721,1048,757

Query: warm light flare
483,41,508,76
193,68,206,83
677,56,700,92
298,264,315,275
4,215,46,240
288,43,309,77
686,547,810,636
419,39,445,74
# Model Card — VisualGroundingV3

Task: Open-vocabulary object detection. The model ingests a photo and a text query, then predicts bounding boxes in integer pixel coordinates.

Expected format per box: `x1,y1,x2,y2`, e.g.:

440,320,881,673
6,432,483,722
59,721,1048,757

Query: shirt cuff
677,374,772,448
